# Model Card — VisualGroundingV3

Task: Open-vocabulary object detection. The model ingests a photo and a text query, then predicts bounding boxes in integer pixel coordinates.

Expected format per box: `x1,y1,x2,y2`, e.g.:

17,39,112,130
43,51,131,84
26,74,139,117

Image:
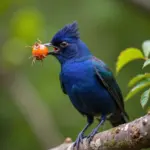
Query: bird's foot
73,132,86,150
87,128,98,143
87,115,106,143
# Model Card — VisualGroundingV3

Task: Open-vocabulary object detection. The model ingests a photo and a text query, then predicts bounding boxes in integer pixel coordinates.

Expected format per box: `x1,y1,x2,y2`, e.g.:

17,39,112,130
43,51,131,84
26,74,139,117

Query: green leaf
143,59,150,68
116,48,144,73
140,88,150,108
125,81,150,101
128,73,150,87
142,40,150,58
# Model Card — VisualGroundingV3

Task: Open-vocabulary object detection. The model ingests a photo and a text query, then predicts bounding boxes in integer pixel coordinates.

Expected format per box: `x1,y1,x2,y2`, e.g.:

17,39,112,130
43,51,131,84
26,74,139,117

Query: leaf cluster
116,40,150,109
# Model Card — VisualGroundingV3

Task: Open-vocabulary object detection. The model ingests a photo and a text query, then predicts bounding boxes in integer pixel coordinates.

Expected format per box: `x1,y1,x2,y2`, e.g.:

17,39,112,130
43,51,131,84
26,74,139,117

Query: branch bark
49,113,150,150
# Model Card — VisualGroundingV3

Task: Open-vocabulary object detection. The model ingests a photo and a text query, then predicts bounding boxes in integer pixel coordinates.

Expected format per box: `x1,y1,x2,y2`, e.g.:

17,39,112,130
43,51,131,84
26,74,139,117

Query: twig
49,113,150,150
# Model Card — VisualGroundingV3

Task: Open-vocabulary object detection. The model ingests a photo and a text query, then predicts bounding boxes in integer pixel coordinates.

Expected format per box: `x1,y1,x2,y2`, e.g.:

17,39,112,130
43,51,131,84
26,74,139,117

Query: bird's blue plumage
60,56,116,116
51,21,79,46
46,21,129,149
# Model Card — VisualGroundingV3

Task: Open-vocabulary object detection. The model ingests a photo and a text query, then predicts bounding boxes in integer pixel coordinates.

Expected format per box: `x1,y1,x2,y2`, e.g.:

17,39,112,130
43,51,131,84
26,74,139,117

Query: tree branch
49,113,150,150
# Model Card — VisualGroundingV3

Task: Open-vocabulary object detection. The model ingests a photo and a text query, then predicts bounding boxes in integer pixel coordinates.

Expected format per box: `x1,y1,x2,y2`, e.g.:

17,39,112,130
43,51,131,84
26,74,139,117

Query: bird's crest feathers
51,21,80,43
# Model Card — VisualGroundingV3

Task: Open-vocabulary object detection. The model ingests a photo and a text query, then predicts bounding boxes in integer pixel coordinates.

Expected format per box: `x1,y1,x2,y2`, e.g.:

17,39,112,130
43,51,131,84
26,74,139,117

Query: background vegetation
1,0,150,150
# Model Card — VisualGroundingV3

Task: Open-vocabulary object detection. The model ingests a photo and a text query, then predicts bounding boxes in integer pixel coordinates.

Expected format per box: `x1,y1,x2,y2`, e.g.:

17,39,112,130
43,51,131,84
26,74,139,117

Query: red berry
32,42,48,60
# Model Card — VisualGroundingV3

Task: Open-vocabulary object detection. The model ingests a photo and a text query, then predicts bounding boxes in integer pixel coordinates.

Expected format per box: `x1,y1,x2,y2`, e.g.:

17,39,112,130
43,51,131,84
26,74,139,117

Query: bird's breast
61,61,94,88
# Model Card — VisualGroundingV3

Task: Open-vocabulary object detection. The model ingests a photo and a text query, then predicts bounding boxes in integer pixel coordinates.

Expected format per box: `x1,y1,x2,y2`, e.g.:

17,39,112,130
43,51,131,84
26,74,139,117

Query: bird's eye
60,41,68,48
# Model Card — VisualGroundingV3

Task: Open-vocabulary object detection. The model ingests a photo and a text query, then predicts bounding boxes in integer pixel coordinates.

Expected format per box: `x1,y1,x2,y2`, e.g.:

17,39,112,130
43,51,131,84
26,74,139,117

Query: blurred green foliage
1,0,150,150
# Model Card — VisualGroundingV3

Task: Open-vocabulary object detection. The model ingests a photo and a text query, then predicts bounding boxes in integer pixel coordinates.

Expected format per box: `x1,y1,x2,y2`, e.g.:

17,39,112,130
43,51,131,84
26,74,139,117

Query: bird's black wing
92,57,129,124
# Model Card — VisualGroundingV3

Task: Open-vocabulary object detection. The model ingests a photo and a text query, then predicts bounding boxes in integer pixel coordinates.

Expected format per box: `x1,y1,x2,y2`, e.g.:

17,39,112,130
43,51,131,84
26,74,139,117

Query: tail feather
108,111,129,127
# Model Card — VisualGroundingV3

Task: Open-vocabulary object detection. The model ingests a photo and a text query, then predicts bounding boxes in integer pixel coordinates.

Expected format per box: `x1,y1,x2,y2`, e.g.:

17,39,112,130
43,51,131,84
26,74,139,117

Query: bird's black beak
43,43,56,55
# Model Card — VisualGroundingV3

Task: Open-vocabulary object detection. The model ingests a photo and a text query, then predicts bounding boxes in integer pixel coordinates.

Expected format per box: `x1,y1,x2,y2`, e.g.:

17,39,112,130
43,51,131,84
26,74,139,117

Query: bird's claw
73,132,85,150
87,128,98,143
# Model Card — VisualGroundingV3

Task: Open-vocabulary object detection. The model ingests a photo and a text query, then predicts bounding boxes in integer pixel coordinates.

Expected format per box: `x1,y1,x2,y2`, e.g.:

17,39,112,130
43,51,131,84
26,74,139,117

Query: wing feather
92,57,129,120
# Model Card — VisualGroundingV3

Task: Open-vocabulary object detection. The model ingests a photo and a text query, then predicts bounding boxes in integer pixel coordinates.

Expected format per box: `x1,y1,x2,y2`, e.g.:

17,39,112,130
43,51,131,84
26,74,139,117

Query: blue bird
44,22,129,149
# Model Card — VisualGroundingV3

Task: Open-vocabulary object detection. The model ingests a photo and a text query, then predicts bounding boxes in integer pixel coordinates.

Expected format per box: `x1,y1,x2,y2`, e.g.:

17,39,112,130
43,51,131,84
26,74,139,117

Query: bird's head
44,21,91,64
